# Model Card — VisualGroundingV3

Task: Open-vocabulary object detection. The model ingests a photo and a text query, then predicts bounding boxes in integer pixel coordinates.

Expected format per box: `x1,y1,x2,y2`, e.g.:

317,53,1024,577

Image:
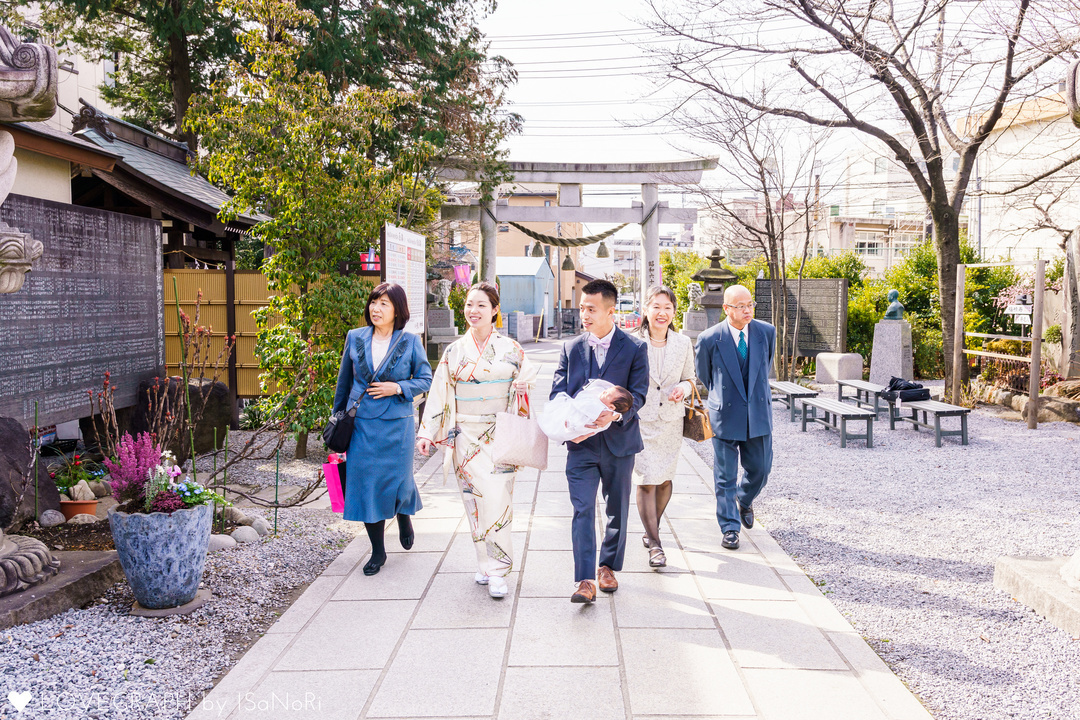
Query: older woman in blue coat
332,282,432,576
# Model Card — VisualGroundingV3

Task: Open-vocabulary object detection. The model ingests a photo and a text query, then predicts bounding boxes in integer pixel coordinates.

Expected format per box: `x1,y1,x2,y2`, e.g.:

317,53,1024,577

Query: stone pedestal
426,305,459,363
869,320,913,386
682,310,709,341
506,312,531,343
994,555,1080,638
815,352,863,384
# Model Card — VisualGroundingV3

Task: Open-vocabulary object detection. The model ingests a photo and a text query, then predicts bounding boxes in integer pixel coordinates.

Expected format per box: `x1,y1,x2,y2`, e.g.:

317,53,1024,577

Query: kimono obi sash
453,378,513,417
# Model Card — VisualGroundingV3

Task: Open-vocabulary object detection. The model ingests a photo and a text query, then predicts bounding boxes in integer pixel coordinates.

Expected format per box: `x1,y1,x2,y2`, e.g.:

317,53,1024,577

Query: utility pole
556,222,563,339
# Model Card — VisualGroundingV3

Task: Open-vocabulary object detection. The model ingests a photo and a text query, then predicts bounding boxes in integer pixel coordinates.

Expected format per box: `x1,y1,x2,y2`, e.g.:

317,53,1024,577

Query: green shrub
447,282,468,333
911,317,944,378
789,251,868,289
661,249,710,330
1045,324,1063,345
846,280,884,360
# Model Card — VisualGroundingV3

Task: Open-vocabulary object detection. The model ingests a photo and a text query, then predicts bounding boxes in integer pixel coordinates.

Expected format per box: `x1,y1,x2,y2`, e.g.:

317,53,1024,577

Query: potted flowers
105,432,229,610
51,454,100,521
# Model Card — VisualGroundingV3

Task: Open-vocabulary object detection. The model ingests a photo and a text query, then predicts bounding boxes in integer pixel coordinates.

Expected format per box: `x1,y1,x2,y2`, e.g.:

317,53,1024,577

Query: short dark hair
607,385,633,414
581,278,618,305
364,282,410,331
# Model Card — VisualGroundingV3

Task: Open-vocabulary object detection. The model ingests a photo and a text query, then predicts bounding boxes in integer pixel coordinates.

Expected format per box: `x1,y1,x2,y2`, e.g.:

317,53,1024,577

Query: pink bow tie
588,334,611,350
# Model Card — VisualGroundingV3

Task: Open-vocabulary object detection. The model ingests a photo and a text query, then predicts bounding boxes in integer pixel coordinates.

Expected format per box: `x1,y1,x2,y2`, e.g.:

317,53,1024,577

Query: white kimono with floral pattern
417,330,537,578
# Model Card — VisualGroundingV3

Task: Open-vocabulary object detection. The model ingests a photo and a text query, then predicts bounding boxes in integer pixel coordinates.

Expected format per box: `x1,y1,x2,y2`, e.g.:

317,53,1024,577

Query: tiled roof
4,120,122,159
76,126,264,224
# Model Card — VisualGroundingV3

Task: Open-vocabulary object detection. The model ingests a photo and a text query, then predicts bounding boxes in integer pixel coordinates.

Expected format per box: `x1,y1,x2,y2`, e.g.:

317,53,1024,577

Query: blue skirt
343,414,422,523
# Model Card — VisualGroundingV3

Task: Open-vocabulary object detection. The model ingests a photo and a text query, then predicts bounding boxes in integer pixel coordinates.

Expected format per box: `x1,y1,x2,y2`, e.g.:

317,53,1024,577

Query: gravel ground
690,388,1080,720
1,507,361,720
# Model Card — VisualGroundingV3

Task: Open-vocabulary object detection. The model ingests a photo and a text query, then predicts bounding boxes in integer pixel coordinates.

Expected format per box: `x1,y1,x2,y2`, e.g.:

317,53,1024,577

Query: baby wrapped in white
539,379,627,443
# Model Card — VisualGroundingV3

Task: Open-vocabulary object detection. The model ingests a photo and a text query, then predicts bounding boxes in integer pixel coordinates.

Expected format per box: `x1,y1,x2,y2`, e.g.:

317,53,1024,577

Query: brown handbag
682,383,714,442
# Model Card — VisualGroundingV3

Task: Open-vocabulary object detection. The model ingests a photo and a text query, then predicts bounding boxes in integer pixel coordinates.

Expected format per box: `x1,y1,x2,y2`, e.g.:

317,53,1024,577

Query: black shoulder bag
323,335,366,453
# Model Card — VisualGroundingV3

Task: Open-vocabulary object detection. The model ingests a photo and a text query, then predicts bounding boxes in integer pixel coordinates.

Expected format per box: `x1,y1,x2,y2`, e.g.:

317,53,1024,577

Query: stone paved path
186,340,934,720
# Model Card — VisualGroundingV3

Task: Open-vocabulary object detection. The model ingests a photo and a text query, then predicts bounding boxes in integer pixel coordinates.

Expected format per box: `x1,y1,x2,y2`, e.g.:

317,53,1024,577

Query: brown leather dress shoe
598,566,618,593
571,580,596,603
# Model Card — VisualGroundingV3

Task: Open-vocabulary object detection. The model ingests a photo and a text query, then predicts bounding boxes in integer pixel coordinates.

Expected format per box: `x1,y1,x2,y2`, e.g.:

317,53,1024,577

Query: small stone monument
426,280,459,362
869,288,913,386
682,282,708,341
691,248,738,328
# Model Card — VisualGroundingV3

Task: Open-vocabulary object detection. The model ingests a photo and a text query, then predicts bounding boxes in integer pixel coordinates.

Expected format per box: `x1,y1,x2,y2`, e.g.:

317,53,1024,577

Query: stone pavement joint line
186,353,934,720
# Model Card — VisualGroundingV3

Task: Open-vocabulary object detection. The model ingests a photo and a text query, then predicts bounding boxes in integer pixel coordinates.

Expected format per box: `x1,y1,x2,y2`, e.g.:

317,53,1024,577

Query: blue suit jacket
551,327,649,457
694,319,775,441
332,328,432,420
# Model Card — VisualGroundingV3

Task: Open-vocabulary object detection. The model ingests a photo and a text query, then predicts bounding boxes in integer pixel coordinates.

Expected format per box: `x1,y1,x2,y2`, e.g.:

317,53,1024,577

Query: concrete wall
11,148,71,204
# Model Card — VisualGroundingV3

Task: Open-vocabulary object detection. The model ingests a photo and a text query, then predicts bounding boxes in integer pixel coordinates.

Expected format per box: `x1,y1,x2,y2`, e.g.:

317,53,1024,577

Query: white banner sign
382,223,427,336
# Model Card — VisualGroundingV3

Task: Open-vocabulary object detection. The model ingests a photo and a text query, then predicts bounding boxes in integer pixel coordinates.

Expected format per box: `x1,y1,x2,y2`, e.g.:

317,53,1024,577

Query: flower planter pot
108,504,212,609
58,499,99,521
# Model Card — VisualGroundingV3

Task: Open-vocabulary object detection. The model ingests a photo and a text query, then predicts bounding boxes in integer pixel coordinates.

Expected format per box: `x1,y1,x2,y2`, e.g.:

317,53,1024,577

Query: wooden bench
888,399,971,447
800,397,876,448
837,379,886,416
770,380,819,422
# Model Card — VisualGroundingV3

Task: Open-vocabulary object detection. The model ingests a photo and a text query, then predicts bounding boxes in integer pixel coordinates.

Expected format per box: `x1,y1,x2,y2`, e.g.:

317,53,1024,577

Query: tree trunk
1063,232,1080,377
295,431,308,460
933,209,964,399
167,18,197,151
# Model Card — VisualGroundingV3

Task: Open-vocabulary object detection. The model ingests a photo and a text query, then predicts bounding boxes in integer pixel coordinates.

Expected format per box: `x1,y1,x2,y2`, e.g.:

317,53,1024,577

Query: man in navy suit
695,284,776,550
552,279,649,603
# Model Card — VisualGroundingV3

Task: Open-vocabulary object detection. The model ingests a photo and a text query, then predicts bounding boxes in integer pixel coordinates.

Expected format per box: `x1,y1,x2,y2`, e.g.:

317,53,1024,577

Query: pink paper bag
323,456,344,513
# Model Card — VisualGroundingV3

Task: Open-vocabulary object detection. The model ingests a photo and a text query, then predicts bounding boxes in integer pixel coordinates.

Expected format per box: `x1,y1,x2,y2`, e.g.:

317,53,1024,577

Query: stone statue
0,25,56,295
435,279,452,308
884,289,905,320
0,22,60,599
687,282,704,312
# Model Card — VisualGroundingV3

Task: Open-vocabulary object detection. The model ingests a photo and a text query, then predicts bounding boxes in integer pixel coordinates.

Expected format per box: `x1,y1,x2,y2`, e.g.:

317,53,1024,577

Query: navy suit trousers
710,434,772,533
565,443,635,581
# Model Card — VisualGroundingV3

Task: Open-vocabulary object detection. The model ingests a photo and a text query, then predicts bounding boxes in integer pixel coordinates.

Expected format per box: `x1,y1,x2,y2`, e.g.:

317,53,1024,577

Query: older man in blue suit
695,284,776,550
552,279,649,603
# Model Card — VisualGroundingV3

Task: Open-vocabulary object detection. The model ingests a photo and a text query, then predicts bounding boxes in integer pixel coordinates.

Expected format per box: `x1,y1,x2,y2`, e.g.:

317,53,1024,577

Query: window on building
872,200,886,215
498,223,509,233
874,157,888,174
854,231,884,257
893,233,919,256
544,200,551,206
952,157,960,172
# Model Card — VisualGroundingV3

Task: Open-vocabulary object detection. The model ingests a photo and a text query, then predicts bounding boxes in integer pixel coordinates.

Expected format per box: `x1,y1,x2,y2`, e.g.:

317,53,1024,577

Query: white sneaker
488,576,508,598
474,571,489,585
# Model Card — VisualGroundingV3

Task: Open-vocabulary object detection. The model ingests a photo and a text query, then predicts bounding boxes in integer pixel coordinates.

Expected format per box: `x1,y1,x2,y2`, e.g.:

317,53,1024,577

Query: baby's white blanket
539,379,616,443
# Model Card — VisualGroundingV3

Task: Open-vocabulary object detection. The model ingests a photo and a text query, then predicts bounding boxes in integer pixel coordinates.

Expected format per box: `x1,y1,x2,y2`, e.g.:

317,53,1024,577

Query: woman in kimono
332,282,432,576
633,286,696,568
416,282,536,599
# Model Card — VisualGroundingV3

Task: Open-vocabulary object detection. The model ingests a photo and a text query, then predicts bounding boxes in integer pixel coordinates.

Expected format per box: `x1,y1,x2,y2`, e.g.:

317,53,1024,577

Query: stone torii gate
438,158,717,297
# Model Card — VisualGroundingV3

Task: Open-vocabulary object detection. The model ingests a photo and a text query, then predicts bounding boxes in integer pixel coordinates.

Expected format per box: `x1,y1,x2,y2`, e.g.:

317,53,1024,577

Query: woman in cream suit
634,286,696,568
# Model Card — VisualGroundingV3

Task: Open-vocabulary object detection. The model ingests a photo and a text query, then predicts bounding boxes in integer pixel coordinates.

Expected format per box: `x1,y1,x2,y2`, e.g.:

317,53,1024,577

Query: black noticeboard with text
0,194,163,427
754,278,848,357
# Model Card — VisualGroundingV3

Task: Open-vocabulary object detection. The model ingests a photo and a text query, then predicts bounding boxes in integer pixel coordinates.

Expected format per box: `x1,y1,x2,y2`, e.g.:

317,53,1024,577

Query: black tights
636,481,673,550
363,514,414,575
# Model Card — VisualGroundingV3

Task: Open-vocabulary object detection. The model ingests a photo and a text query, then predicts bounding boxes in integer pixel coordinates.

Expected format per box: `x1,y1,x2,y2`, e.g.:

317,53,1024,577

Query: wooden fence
163,269,273,398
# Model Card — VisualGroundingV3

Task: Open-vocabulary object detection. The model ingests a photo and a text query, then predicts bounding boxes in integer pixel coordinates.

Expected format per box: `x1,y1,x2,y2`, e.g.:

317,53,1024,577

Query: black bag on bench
878,376,931,403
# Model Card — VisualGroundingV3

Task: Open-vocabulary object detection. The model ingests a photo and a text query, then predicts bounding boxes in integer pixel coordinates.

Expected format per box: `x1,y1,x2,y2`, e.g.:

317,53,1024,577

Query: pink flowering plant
105,433,229,514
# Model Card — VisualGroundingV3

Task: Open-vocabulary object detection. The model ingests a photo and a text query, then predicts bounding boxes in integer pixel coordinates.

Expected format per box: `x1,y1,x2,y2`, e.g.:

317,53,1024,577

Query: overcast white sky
480,0,701,165
478,0,708,248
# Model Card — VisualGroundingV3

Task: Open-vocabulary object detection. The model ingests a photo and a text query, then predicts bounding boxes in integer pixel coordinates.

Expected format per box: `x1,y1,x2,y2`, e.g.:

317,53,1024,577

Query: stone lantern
691,248,739,328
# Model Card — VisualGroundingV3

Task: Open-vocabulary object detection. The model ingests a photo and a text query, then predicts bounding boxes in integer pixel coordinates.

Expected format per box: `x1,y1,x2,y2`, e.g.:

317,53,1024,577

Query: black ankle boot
363,521,387,575
397,513,414,550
